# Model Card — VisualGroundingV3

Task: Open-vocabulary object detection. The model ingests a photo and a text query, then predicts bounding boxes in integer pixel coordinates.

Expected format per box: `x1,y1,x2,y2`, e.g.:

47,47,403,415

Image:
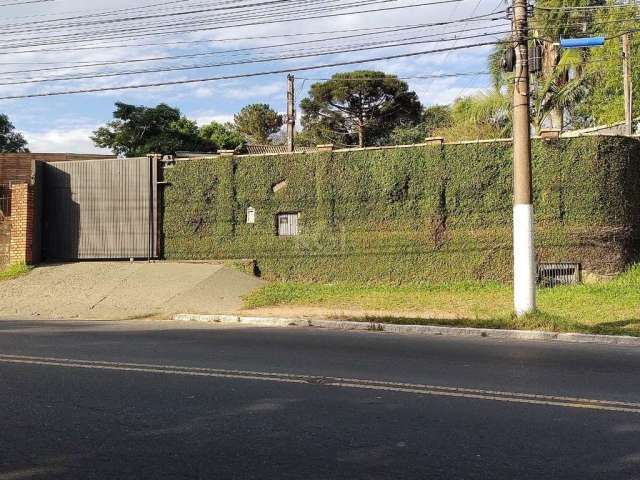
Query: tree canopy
483,0,634,133
568,4,639,127
0,114,28,153
199,121,246,151
92,102,212,157
300,70,422,147
233,103,283,144
385,105,454,145
422,105,453,136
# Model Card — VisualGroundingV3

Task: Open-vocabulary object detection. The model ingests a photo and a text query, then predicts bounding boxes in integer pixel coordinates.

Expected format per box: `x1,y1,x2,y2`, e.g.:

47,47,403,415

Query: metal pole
622,33,633,136
512,0,536,315
287,74,296,152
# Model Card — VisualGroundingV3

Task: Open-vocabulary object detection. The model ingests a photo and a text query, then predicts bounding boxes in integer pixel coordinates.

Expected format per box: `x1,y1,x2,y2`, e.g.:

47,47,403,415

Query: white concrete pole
512,0,536,315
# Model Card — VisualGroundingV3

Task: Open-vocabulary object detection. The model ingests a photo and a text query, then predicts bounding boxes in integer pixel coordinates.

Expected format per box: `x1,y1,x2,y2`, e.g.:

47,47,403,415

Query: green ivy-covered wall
163,136,640,283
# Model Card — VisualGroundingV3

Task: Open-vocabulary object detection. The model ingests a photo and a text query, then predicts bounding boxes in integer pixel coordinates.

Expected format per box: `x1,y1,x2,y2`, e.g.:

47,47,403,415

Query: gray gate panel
43,157,157,260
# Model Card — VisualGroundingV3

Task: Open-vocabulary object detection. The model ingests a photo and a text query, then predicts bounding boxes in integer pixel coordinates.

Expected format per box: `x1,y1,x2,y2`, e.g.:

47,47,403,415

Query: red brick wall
9,183,35,265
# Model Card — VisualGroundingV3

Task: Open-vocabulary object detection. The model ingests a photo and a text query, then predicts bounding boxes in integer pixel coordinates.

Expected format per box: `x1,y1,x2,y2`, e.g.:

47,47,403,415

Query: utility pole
287,74,296,152
622,33,633,135
512,0,536,315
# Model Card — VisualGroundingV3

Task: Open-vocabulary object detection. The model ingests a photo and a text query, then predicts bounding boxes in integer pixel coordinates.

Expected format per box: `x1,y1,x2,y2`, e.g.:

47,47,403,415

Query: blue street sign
560,37,606,48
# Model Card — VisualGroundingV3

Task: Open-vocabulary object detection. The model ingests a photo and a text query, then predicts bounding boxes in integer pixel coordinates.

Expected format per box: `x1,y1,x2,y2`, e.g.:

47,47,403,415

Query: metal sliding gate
43,157,158,260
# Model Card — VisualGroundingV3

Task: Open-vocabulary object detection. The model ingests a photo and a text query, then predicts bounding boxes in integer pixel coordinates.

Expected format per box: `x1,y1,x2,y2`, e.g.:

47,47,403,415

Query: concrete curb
173,314,640,346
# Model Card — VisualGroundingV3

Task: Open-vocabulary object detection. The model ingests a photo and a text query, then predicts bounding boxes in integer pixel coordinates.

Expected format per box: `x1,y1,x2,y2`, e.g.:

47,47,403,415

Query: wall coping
166,135,639,162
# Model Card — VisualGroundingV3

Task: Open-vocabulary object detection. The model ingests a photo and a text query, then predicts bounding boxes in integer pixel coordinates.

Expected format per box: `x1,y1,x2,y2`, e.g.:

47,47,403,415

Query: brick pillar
9,183,34,265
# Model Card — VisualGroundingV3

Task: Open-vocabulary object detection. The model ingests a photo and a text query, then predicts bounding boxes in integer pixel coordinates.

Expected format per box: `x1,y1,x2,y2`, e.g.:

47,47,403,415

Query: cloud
23,128,110,154
186,81,282,101
225,82,283,101
189,111,234,126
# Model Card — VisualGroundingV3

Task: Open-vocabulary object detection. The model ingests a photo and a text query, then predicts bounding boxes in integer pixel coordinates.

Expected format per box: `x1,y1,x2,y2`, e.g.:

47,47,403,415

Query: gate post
9,183,37,265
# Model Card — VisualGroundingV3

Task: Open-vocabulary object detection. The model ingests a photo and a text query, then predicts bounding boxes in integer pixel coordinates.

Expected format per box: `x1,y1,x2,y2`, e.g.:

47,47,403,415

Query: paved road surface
0,320,639,479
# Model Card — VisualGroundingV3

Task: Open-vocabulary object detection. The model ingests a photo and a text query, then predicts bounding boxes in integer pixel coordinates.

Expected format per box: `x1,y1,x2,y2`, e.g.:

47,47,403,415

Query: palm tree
529,0,603,130
530,49,588,133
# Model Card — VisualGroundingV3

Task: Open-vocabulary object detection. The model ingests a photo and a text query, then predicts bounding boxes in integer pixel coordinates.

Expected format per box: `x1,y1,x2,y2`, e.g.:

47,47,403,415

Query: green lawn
243,265,640,336
0,263,32,281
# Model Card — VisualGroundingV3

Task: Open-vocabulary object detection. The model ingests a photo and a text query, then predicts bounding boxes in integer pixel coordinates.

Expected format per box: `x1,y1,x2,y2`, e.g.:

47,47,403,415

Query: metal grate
537,263,581,287
0,183,10,217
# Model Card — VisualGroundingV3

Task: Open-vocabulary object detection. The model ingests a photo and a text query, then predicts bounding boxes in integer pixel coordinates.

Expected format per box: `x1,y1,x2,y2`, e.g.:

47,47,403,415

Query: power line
0,0,468,49
0,0,442,37
0,40,504,100
0,29,511,85
0,0,230,26
298,71,491,80
0,12,505,55
0,0,374,47
0,0,53,6
436,0,488,101
0,23,507,76
0,0,367,35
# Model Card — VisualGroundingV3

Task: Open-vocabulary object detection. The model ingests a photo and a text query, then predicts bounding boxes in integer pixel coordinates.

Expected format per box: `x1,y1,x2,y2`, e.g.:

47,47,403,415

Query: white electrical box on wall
246,207,256,224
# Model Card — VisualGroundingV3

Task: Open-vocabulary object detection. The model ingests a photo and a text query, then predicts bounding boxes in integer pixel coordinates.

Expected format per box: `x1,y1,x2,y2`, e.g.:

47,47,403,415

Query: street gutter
173,314,640,346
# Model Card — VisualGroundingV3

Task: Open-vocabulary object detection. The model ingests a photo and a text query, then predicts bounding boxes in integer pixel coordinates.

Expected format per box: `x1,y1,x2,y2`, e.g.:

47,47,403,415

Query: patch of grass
244,281,513,318
243,265,640,336
0,263,32,281
350,312,600,335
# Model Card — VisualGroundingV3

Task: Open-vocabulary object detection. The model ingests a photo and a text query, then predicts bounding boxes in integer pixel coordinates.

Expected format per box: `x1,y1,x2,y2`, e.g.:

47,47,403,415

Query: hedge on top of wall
162,136,640,283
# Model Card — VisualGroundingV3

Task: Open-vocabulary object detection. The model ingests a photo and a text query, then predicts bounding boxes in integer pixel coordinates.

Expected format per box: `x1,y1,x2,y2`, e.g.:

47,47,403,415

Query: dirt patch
239,306,468,321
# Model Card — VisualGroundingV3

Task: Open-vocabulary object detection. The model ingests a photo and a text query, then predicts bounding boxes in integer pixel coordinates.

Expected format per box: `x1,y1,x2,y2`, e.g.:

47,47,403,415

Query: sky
0,0,509,153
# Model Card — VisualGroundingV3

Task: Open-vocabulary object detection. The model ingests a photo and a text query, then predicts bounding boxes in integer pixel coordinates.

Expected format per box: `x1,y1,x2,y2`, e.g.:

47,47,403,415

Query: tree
386,105,454,145
568,5,639,128
0,114,28,153
92,102,212,157
233,104,283,144
485,0,604,132
434,91,511,141
388,105,453,145
387,124,428,145
300,70,422,147
199,121,246,151
422,105,453,136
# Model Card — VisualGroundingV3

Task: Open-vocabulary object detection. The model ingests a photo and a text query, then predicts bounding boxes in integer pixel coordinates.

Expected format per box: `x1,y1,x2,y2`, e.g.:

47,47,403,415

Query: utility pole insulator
287,74,296,153
512,0,536,316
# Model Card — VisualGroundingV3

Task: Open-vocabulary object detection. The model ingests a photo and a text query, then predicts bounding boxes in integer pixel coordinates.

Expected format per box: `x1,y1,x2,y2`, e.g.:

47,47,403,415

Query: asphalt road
0,320,639,480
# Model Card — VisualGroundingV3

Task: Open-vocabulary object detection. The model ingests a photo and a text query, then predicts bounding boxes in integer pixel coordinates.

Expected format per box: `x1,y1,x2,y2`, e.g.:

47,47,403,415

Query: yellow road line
0,353,638,414
2,353,638,408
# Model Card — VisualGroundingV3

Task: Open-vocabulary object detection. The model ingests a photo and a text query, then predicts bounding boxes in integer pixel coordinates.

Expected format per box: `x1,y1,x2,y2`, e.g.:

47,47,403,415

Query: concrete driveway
0,262,264,320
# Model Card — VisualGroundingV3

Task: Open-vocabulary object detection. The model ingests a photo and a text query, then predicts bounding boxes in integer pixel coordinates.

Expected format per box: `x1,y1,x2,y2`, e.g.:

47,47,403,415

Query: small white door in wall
277,213,299,236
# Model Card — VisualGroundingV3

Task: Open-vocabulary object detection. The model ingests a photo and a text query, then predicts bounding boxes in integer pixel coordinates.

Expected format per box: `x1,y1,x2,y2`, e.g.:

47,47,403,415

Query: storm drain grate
537,263,581,288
